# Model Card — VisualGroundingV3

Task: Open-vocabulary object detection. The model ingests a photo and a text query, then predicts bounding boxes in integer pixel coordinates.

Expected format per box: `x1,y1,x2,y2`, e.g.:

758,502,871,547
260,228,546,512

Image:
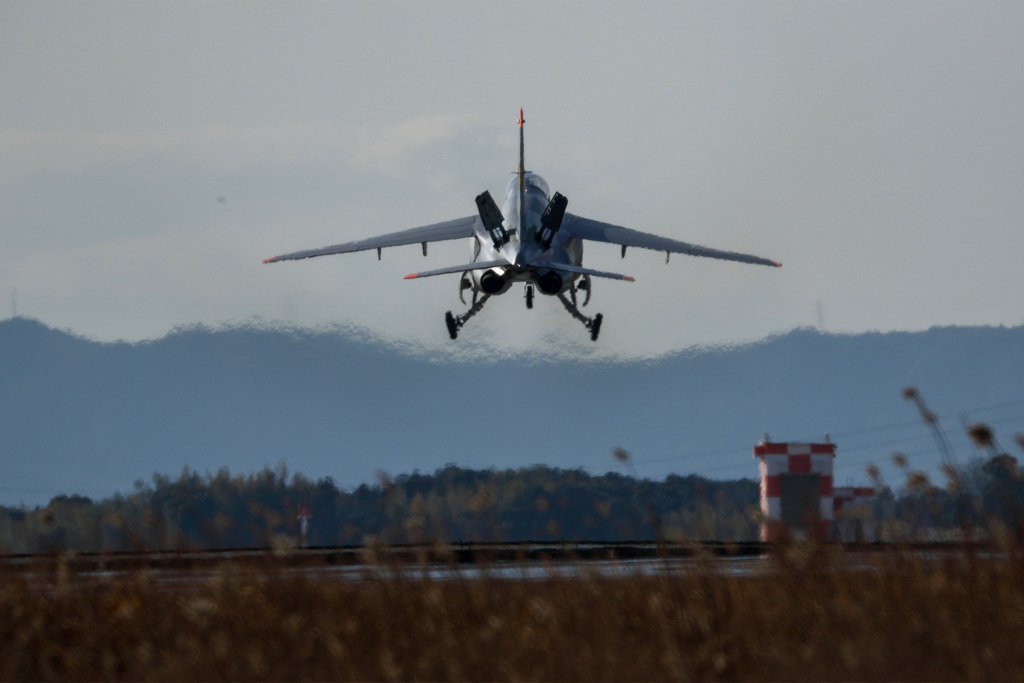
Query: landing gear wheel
589,313,603,342
525,285,534,310
556,291,604,341
444,293,492,341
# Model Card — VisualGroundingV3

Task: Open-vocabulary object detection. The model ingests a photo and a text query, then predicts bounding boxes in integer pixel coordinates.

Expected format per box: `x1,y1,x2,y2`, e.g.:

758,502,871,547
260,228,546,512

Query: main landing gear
444,280,603,342
445,294,492,340
556,291,603,342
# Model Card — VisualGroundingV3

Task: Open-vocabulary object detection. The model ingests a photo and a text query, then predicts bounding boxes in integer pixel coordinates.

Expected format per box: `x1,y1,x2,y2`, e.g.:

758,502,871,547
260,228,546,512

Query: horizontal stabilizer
404,259,510,280
531,260,635,282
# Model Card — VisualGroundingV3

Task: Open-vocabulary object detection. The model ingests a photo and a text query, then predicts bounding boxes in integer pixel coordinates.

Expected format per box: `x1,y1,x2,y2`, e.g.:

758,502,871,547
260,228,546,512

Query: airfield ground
2,541,1023,681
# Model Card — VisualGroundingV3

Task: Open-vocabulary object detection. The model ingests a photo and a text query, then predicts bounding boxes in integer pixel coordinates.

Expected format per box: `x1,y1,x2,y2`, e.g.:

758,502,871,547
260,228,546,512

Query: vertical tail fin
517,108,526,236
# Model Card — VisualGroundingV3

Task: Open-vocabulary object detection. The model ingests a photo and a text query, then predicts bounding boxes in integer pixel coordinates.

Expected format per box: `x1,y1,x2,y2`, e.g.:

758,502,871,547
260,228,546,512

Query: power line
631,396,1024,475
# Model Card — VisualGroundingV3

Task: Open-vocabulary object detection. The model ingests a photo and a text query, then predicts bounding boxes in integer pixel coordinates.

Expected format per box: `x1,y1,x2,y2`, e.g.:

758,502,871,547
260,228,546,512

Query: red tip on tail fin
518,108,524,128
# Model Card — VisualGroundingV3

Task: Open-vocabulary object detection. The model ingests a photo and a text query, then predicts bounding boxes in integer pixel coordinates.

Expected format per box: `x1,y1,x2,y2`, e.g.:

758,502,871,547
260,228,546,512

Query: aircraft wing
263,215,481,263
562,213,781,268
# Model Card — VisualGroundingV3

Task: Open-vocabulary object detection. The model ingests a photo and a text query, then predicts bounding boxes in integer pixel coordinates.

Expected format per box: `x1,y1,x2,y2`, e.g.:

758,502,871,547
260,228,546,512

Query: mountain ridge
1,317,1022,506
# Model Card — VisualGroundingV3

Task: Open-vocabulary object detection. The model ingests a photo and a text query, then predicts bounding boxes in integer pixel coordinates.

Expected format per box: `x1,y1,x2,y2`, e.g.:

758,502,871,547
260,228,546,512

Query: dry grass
3,545,1024,681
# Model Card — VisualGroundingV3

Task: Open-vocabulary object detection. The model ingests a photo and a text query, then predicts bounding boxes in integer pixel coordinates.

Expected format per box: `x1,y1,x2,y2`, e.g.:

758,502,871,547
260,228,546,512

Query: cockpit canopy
505,172,550,198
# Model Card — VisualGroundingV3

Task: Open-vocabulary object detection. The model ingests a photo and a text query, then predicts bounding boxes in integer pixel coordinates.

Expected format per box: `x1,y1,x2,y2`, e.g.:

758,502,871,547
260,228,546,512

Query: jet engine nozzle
537,270,563,296
480,269,510,295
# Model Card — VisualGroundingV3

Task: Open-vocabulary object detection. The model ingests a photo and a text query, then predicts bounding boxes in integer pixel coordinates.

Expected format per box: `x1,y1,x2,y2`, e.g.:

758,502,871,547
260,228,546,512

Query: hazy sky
2,1,1023,359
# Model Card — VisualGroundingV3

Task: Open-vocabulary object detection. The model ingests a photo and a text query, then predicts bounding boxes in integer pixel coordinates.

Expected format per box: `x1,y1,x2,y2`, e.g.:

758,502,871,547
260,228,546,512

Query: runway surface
1,540,991,591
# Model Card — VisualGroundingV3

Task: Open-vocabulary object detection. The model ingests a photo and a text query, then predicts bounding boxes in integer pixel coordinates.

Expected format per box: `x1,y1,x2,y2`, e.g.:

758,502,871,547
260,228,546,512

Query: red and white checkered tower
754,440,836,541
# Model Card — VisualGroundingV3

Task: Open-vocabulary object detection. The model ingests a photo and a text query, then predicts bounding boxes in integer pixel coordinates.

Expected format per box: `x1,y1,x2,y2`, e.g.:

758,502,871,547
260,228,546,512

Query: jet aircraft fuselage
466,173,583,298
265,109,780,341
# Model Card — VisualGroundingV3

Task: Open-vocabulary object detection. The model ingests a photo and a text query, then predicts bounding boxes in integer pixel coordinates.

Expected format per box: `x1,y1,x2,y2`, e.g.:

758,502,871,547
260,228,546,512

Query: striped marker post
753,441,837,542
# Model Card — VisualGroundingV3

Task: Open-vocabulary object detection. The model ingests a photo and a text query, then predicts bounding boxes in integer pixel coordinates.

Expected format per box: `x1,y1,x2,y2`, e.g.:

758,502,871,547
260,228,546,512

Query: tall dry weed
3,546,1024,681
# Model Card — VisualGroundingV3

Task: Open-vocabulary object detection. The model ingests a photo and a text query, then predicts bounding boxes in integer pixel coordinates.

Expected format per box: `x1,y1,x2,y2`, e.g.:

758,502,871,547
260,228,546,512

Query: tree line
3,448,1024,554
0,464,760,554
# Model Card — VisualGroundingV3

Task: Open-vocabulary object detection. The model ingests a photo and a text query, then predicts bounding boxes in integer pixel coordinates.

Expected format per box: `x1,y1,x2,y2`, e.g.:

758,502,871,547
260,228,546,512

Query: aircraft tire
526,286,534,310
445,311,458,340
590,313,603,342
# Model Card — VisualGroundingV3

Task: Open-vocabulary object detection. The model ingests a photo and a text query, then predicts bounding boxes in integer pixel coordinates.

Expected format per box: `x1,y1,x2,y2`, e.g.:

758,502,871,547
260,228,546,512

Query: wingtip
262,256,278,264
624,276,636,282
403,273,418,280
771,261,783,268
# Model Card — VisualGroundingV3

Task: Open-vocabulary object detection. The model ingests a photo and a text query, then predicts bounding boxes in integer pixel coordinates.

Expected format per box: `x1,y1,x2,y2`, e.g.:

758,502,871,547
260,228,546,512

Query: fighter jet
264,110,781,341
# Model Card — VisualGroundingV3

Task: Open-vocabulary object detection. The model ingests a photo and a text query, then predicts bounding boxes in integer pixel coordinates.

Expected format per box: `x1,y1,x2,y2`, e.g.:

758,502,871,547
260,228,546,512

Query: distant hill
1,317,1022,506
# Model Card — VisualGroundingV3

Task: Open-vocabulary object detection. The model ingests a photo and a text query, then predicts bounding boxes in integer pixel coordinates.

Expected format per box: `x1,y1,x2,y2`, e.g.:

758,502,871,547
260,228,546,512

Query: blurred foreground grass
3,545,1024,681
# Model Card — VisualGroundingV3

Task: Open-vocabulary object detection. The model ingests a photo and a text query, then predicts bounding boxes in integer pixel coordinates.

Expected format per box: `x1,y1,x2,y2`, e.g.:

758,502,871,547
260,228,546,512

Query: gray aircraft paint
264,112,780,340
